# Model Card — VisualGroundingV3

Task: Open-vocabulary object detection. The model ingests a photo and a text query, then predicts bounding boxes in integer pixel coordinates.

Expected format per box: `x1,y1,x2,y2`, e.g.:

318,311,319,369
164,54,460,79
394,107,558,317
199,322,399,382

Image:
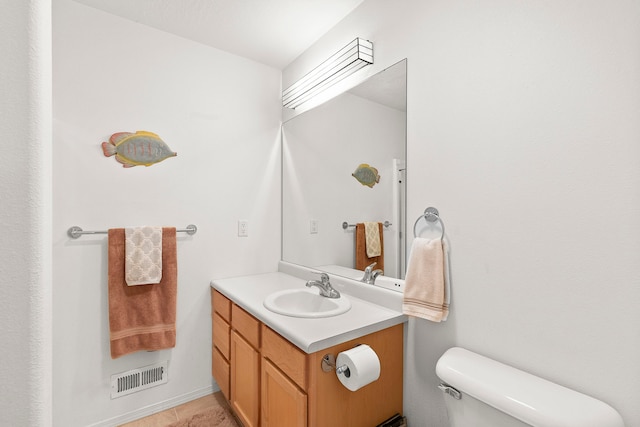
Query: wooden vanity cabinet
211,288,404,427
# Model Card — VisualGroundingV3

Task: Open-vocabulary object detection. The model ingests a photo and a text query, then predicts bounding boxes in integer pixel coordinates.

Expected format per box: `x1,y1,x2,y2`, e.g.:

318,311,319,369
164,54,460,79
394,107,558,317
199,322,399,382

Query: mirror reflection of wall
282,59,407,279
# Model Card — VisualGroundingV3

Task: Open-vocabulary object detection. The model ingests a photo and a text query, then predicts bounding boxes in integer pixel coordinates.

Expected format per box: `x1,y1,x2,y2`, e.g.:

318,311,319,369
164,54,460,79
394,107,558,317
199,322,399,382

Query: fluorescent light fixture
282,38,373,109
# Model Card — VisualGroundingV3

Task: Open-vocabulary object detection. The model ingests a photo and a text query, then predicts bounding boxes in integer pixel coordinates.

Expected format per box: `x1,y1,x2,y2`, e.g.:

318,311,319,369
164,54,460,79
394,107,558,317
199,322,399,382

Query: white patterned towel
364,221,381,257
125,226,163,286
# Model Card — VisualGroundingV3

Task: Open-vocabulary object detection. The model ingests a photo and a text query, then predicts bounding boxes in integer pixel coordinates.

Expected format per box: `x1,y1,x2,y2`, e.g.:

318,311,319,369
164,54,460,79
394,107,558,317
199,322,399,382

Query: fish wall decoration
101,131,177,168
352,163,380,188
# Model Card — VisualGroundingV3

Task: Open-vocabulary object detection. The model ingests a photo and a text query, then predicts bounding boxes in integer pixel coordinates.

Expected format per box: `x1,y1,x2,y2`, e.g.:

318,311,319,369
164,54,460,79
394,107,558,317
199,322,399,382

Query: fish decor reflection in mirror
101,130,178,168
352,163,380,188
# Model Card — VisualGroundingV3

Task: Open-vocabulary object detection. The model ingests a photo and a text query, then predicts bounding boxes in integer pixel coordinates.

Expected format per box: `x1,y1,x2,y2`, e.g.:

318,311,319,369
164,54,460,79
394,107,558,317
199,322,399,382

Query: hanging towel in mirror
364,221,382,257
108,228,177,358
403,237,449,322
125,226,163,285
355,222,384,273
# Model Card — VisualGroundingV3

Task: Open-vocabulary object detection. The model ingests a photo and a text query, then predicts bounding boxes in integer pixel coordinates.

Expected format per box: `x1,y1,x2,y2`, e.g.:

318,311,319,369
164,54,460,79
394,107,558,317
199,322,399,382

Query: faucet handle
306,272,340,298
361,264,382,284
312,271,330,284
365,262,377,272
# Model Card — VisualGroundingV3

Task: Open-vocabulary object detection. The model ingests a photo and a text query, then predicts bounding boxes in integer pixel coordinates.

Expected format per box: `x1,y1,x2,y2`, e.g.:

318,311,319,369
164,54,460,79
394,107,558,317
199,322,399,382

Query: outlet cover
238,220,248,237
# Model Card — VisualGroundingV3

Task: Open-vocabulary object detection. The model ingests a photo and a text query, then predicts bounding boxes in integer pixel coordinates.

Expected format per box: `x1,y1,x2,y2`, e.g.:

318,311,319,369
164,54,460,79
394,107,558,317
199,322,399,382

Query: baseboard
89,384,220,427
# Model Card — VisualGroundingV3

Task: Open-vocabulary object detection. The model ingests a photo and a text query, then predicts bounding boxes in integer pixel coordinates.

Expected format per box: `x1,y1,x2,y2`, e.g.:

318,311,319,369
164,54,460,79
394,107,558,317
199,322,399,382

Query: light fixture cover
282,38,373,109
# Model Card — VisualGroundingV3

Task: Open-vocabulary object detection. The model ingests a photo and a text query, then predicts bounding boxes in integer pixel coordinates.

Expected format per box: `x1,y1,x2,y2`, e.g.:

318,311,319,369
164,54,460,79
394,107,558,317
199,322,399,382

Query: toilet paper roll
335,344,381,391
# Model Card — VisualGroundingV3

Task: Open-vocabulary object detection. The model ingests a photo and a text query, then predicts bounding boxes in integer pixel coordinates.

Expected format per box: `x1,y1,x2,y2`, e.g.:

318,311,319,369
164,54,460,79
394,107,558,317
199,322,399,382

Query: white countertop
211,263,407,354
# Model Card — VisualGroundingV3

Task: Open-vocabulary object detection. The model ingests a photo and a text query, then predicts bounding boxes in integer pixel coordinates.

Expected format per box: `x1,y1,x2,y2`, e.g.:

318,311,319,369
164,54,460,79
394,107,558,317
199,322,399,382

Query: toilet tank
436,347,624,427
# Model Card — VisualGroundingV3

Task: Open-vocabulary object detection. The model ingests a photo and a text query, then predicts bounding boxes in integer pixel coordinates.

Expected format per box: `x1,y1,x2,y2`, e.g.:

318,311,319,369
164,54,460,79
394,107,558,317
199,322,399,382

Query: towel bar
342,220,392,230
413,207,445,239
67,224,198,239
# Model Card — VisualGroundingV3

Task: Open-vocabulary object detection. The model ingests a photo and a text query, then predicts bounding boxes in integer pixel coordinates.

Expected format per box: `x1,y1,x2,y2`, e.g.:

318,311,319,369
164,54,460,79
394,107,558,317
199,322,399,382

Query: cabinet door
231,330,260,427
262,359,307,427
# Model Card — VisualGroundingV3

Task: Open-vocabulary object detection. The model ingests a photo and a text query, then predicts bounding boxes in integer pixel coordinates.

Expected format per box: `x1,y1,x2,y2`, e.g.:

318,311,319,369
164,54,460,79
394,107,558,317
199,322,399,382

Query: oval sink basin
263,288,351,318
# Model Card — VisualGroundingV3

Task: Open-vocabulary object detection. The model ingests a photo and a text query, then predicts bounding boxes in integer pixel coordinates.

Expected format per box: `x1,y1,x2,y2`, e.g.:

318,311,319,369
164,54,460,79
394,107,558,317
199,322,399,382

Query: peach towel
402,237,450,322
108,227,177,359
355,222,384,273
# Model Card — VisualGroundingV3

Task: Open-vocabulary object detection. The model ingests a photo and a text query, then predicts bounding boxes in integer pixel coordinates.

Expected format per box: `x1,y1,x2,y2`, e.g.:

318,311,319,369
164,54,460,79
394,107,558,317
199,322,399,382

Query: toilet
436,347,624,427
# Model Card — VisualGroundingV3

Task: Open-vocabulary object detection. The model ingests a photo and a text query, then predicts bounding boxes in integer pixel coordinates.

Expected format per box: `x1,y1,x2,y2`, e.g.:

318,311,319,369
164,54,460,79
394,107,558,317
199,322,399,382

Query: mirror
282,59,407,280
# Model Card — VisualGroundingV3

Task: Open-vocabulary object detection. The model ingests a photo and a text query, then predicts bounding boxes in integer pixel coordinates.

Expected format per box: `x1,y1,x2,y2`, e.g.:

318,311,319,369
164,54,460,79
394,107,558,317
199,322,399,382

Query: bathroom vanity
210,263,406,427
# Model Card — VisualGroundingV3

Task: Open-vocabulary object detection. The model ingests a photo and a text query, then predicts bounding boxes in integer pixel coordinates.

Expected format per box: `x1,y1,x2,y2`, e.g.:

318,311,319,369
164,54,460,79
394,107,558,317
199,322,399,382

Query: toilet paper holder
321,353,351,376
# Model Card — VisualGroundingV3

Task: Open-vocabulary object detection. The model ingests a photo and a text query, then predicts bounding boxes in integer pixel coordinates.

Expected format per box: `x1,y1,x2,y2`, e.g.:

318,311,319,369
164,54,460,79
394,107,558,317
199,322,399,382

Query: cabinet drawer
212,347,230,400
262,326,307,390
232,304,261,349
213,312,230,359
212,289,231,322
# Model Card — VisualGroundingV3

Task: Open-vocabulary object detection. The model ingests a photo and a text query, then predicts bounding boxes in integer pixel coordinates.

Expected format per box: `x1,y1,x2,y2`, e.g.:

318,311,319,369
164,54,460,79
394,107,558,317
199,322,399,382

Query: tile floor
119,392,231,427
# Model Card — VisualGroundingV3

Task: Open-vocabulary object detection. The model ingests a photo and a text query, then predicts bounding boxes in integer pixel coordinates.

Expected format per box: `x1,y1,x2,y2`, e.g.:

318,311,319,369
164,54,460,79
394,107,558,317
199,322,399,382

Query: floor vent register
111,361,168,399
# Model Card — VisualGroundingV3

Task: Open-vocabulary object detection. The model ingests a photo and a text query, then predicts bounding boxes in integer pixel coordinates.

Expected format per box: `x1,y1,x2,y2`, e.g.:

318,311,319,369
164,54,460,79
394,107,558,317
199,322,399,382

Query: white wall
0,1,52,426
53,1,281,425
284,0,640,425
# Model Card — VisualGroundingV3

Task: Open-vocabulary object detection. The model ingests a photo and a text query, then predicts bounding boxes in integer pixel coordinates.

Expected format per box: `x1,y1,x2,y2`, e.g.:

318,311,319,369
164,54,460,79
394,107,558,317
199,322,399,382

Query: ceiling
72,0,365,69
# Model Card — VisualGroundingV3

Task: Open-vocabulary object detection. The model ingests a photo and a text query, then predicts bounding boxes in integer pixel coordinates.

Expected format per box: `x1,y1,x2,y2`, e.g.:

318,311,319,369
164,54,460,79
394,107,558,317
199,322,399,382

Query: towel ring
413,207,445,239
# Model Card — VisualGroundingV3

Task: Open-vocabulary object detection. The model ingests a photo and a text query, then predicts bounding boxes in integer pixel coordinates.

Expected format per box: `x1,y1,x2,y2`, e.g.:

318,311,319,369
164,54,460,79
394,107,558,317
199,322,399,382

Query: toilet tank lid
436,347,624,427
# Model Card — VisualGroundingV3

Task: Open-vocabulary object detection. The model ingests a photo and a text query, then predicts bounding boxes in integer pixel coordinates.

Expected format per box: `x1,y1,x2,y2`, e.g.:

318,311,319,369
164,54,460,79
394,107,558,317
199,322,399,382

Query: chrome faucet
361,262,383,284
306,273,341,299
